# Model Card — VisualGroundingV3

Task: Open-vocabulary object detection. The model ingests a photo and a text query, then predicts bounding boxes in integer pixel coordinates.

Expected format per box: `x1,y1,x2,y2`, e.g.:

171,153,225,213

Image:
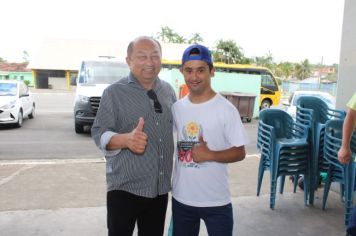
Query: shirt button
156,122,159,125
159,138,162,142
160,172,163,175
160,155,163,159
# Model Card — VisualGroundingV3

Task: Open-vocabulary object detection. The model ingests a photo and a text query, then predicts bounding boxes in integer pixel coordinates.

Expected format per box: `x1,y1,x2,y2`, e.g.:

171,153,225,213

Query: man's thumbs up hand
127,117,148,154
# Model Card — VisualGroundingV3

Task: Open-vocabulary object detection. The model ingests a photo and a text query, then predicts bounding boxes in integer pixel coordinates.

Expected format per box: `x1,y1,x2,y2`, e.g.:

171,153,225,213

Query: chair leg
167,216,173,236
344,162,356,226
341,183,345,203
309,172,318,205
293,175,299,193
270,178,277,210
322,169,332,210
270,166,278,210
303,174,309,206
309,144,320,206
257,157,266,196
279,176,285,194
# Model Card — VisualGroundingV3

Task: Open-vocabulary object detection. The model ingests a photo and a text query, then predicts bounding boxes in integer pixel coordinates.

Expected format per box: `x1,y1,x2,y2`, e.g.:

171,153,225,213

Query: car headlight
76,95,90,103
0,100,16,109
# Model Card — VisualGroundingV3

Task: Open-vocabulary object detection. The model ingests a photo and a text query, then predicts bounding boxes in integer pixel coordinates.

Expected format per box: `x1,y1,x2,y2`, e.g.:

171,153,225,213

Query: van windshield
79,61,130,84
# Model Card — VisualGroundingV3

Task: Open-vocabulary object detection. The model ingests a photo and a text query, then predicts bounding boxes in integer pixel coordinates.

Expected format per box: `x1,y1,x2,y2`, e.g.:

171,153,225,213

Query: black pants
107,190,168,236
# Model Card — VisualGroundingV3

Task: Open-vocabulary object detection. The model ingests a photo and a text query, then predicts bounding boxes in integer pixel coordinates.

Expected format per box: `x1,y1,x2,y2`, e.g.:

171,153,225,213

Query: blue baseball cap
182,44,213,65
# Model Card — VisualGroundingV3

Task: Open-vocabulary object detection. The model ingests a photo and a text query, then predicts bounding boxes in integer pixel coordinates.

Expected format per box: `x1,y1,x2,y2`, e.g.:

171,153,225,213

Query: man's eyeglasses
147,89,163,113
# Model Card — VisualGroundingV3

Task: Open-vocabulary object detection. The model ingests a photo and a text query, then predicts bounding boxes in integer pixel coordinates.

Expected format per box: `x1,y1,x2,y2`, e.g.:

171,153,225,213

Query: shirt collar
128,72,162,90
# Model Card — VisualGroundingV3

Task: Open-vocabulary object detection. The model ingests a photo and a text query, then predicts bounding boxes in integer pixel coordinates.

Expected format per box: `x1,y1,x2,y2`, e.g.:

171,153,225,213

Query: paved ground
0,156,347,236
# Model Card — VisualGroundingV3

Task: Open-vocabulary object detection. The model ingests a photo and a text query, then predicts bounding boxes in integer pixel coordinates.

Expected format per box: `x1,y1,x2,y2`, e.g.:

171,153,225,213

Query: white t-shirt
172,93,249,207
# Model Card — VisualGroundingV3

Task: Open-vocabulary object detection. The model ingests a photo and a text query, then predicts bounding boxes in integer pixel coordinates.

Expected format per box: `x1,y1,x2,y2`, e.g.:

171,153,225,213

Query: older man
91,36,176,236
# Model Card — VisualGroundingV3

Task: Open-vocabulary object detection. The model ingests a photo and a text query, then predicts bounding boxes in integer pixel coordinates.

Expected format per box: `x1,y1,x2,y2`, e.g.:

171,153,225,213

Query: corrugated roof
28,38,189,71
0,62,31,72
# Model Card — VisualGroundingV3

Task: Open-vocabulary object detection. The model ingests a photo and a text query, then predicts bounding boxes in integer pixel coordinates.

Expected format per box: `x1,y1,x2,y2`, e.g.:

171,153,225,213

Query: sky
0,0,345,65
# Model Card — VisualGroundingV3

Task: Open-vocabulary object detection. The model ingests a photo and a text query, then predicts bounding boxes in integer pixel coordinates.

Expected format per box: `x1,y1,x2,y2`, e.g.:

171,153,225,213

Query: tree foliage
254,52,274,68
154,26,338,81
275,62,295,79
295,59,312,80
156,26,203,44
188,33,204,44
212,39,245,64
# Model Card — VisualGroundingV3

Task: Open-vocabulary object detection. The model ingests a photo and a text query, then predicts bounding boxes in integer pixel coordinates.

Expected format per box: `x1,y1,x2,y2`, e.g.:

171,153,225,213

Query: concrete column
336,0,356,109
32,70,37,89
65,70,70,90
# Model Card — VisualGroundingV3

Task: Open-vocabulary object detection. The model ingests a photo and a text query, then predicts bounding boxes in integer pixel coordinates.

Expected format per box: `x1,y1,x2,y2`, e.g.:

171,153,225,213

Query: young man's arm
192,136,246,163
338,108,356,164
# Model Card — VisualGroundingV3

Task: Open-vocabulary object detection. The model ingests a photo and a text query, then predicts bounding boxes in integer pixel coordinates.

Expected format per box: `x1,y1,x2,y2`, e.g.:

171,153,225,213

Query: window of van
79,61,129,85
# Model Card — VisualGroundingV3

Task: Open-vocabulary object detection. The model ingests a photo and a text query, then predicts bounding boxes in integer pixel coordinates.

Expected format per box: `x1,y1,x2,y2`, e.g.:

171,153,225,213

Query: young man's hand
338,146,352,164
192,136,212,163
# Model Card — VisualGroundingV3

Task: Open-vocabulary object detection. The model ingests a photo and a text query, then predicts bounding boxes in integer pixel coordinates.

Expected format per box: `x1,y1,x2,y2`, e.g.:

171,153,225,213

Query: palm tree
156,26,175,43
295,59,312,80
276,62,294,80
172,34,186,43
188,33,203,44
213,39,244,64
254,52,274,67
156,27,204,44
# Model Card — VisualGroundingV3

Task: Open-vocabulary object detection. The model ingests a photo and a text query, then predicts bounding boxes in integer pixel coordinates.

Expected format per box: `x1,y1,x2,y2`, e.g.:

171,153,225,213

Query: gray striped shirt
91,72,176,198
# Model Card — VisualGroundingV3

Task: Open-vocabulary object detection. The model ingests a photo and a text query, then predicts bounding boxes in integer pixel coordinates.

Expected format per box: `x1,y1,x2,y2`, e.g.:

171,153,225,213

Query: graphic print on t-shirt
178,121,203,168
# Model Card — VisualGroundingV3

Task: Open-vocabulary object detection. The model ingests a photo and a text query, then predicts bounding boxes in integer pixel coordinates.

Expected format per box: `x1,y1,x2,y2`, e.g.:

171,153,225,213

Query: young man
338,92,356,164
171,44,249,236
337,92,356,236
91,36,176,236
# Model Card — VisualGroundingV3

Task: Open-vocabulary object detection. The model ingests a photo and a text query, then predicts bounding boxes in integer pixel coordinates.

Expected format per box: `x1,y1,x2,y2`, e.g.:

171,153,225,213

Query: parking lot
0,89,102,161
0,88,347,236
0,88,259,161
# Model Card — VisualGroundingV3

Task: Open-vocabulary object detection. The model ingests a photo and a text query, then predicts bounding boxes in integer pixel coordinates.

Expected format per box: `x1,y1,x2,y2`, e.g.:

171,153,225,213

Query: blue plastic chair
256,117,274,196
296,96,346,205
257,109,310,209
257,109,298,196
322,119,356,225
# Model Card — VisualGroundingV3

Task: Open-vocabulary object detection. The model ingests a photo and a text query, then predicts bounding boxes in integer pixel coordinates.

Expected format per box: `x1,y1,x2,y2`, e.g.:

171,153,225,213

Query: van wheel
75,123,84,134
260,100,271,109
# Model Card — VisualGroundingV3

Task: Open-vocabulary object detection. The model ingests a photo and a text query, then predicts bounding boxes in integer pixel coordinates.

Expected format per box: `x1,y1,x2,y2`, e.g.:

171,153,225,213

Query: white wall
49,77,67,90
336,0,356,109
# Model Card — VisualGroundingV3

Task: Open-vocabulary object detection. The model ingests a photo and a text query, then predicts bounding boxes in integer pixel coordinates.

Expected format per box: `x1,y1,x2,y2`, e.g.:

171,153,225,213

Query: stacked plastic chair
322,119,356,225
257,110,301,196
296,96,346,205
257,109,310,209
256,111,274,196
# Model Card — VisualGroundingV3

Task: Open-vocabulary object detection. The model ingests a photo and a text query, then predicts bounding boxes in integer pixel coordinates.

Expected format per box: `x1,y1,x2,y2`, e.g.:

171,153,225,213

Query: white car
0,80,35,127
283,90,335,119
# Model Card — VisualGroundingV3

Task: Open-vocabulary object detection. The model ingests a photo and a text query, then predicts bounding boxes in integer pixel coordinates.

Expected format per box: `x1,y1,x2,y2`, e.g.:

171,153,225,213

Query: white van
73,58,130,133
